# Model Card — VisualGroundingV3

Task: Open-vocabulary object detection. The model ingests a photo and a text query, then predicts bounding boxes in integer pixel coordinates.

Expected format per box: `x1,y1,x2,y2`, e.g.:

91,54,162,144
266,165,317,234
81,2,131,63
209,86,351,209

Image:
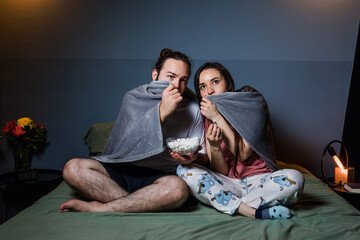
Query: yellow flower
17,117,33,127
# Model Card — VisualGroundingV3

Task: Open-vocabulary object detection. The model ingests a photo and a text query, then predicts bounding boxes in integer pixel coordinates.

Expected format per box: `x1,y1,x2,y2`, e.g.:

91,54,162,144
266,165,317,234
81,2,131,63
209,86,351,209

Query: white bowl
166,137,200,156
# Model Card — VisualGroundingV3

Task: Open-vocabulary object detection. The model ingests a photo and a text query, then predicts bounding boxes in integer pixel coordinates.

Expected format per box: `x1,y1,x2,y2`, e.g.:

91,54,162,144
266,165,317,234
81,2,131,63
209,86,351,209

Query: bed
1,123,360,240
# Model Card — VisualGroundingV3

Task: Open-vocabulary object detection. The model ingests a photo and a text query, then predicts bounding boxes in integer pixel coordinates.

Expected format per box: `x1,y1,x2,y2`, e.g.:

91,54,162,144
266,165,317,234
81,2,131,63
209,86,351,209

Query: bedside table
332,185,360,211
320,177,360,211
0,169,63,224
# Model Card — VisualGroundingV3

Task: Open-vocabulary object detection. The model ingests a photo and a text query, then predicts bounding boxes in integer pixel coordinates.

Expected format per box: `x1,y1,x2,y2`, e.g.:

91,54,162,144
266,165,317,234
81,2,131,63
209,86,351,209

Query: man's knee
172,176,189,201
63,158,88,182
156,176,189,206
63,158,78,181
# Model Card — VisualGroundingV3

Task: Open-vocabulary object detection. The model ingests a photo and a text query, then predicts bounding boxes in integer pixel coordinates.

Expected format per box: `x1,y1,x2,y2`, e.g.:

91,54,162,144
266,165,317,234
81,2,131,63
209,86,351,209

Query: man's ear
152,69,158,81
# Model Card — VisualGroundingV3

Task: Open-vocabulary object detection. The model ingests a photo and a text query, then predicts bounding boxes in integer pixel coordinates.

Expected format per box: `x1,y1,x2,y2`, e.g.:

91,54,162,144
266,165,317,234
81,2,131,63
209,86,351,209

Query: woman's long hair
194,62,241,177
194,62,234,104
194,63,274,177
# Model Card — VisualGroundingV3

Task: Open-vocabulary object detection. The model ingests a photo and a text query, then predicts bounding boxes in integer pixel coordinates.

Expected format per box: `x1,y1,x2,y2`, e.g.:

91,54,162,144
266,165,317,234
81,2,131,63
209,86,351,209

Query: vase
13,147,29,172
13,145,37,182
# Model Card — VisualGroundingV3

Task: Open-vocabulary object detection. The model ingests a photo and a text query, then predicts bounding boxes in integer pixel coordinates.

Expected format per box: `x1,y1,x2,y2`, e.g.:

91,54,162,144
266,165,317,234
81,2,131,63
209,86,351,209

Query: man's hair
154,48,192,78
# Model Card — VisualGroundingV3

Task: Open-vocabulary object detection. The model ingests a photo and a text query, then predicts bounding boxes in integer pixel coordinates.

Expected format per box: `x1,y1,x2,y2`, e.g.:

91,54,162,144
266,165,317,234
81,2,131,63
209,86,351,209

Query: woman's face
198,68,228,98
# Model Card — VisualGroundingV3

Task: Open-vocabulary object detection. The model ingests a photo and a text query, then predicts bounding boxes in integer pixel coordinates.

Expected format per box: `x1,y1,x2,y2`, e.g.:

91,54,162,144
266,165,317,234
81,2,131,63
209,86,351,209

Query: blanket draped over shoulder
207,92,277,171
94,80,166,163
93,80,196,163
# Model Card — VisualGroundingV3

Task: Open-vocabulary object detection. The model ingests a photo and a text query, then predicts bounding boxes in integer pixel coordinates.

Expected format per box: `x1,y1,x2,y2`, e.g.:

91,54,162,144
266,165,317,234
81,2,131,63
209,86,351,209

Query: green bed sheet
1,164,360,240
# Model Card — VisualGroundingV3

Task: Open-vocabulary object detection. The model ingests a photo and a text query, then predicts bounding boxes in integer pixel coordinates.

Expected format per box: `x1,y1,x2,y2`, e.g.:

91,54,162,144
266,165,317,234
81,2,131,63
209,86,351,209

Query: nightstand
320,177,360,210
0,169,63,224
333,184,360,210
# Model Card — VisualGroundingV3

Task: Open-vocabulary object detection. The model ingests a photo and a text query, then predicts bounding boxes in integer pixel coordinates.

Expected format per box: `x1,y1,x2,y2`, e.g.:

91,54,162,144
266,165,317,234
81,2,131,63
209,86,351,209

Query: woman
177,62,304,219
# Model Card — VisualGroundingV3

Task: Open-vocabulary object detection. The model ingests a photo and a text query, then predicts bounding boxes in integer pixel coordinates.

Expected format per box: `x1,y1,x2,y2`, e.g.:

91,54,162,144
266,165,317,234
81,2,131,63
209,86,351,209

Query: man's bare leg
59,175,189,213
61,158,128,202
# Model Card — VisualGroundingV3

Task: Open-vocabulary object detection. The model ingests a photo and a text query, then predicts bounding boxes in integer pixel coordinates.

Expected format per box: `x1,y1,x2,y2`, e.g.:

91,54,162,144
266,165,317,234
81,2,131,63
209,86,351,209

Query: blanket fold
93,80,196,163
207,92,277,170
94,81,167,163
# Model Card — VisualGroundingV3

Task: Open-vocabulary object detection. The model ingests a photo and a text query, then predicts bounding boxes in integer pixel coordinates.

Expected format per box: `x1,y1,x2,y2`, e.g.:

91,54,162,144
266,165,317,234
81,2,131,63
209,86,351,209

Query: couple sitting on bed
59,48,304,220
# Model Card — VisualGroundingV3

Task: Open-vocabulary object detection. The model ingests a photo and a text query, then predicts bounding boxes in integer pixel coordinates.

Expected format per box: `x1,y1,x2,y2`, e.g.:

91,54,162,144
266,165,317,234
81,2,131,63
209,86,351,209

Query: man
59,48,206,213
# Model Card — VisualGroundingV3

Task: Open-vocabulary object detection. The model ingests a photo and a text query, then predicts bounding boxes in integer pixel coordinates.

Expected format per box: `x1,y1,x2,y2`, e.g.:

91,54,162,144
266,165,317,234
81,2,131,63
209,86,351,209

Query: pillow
83,122,114,156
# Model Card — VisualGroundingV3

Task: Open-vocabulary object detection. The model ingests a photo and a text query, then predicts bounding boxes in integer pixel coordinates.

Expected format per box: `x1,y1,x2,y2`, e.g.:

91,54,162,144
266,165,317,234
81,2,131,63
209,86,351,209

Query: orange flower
12,125,26,137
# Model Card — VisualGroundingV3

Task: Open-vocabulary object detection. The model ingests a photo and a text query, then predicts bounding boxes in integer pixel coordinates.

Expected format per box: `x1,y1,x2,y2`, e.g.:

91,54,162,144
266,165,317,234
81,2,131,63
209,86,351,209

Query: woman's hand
206,123,223,148
205,123,228,175
200,97,221,122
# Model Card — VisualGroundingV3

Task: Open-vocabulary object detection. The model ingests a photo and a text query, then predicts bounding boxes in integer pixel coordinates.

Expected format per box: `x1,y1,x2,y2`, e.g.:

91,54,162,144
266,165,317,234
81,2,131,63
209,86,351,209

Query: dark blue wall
1,0,359,177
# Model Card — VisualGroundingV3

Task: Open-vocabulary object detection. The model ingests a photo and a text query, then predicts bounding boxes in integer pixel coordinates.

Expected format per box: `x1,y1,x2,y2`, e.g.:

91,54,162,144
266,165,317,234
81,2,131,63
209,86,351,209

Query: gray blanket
207,92,277,170
93,80,196,163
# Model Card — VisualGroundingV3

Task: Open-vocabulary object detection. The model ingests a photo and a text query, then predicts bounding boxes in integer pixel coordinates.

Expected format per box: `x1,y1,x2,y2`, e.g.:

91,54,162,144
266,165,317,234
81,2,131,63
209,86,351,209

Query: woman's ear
152,69,158,81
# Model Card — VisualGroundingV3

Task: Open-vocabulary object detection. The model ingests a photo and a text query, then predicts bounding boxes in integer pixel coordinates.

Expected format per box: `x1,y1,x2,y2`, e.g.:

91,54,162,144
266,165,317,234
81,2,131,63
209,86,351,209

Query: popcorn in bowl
166,137,200,155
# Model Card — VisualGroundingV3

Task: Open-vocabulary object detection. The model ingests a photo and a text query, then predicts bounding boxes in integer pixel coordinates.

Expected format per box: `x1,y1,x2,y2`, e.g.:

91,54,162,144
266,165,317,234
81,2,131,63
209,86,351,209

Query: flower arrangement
2,117,47,172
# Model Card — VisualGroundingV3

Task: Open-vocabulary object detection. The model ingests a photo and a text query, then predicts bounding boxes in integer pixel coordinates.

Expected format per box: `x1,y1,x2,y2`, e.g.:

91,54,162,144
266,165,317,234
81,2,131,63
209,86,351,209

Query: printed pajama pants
177,164,305,215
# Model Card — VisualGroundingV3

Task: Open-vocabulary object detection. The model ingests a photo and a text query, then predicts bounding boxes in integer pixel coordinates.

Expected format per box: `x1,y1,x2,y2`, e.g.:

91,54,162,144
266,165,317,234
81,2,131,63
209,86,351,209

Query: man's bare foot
59,199,106,213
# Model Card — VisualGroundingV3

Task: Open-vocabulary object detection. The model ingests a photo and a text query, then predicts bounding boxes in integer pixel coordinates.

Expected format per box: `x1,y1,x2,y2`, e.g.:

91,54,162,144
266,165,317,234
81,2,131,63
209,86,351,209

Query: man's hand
160,84,183,123
170,145,202,165
200,97,221,122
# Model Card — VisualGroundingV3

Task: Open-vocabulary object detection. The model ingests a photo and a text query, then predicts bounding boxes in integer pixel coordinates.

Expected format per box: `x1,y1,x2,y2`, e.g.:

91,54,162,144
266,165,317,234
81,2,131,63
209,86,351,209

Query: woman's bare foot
59,199,106,213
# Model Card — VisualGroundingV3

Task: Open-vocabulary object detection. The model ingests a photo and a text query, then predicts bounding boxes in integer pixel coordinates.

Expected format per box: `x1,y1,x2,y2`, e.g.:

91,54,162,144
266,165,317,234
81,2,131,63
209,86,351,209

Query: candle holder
321,140,355,187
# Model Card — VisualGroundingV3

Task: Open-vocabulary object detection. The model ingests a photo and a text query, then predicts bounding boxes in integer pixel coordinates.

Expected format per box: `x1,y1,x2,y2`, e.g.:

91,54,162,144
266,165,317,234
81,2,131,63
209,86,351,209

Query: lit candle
333,155,345,172
335,167,355,185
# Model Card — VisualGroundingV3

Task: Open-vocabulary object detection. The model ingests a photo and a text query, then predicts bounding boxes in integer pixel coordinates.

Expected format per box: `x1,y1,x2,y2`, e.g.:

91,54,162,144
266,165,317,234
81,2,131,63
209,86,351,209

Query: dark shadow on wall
341,21,360,179
273,123,323,177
